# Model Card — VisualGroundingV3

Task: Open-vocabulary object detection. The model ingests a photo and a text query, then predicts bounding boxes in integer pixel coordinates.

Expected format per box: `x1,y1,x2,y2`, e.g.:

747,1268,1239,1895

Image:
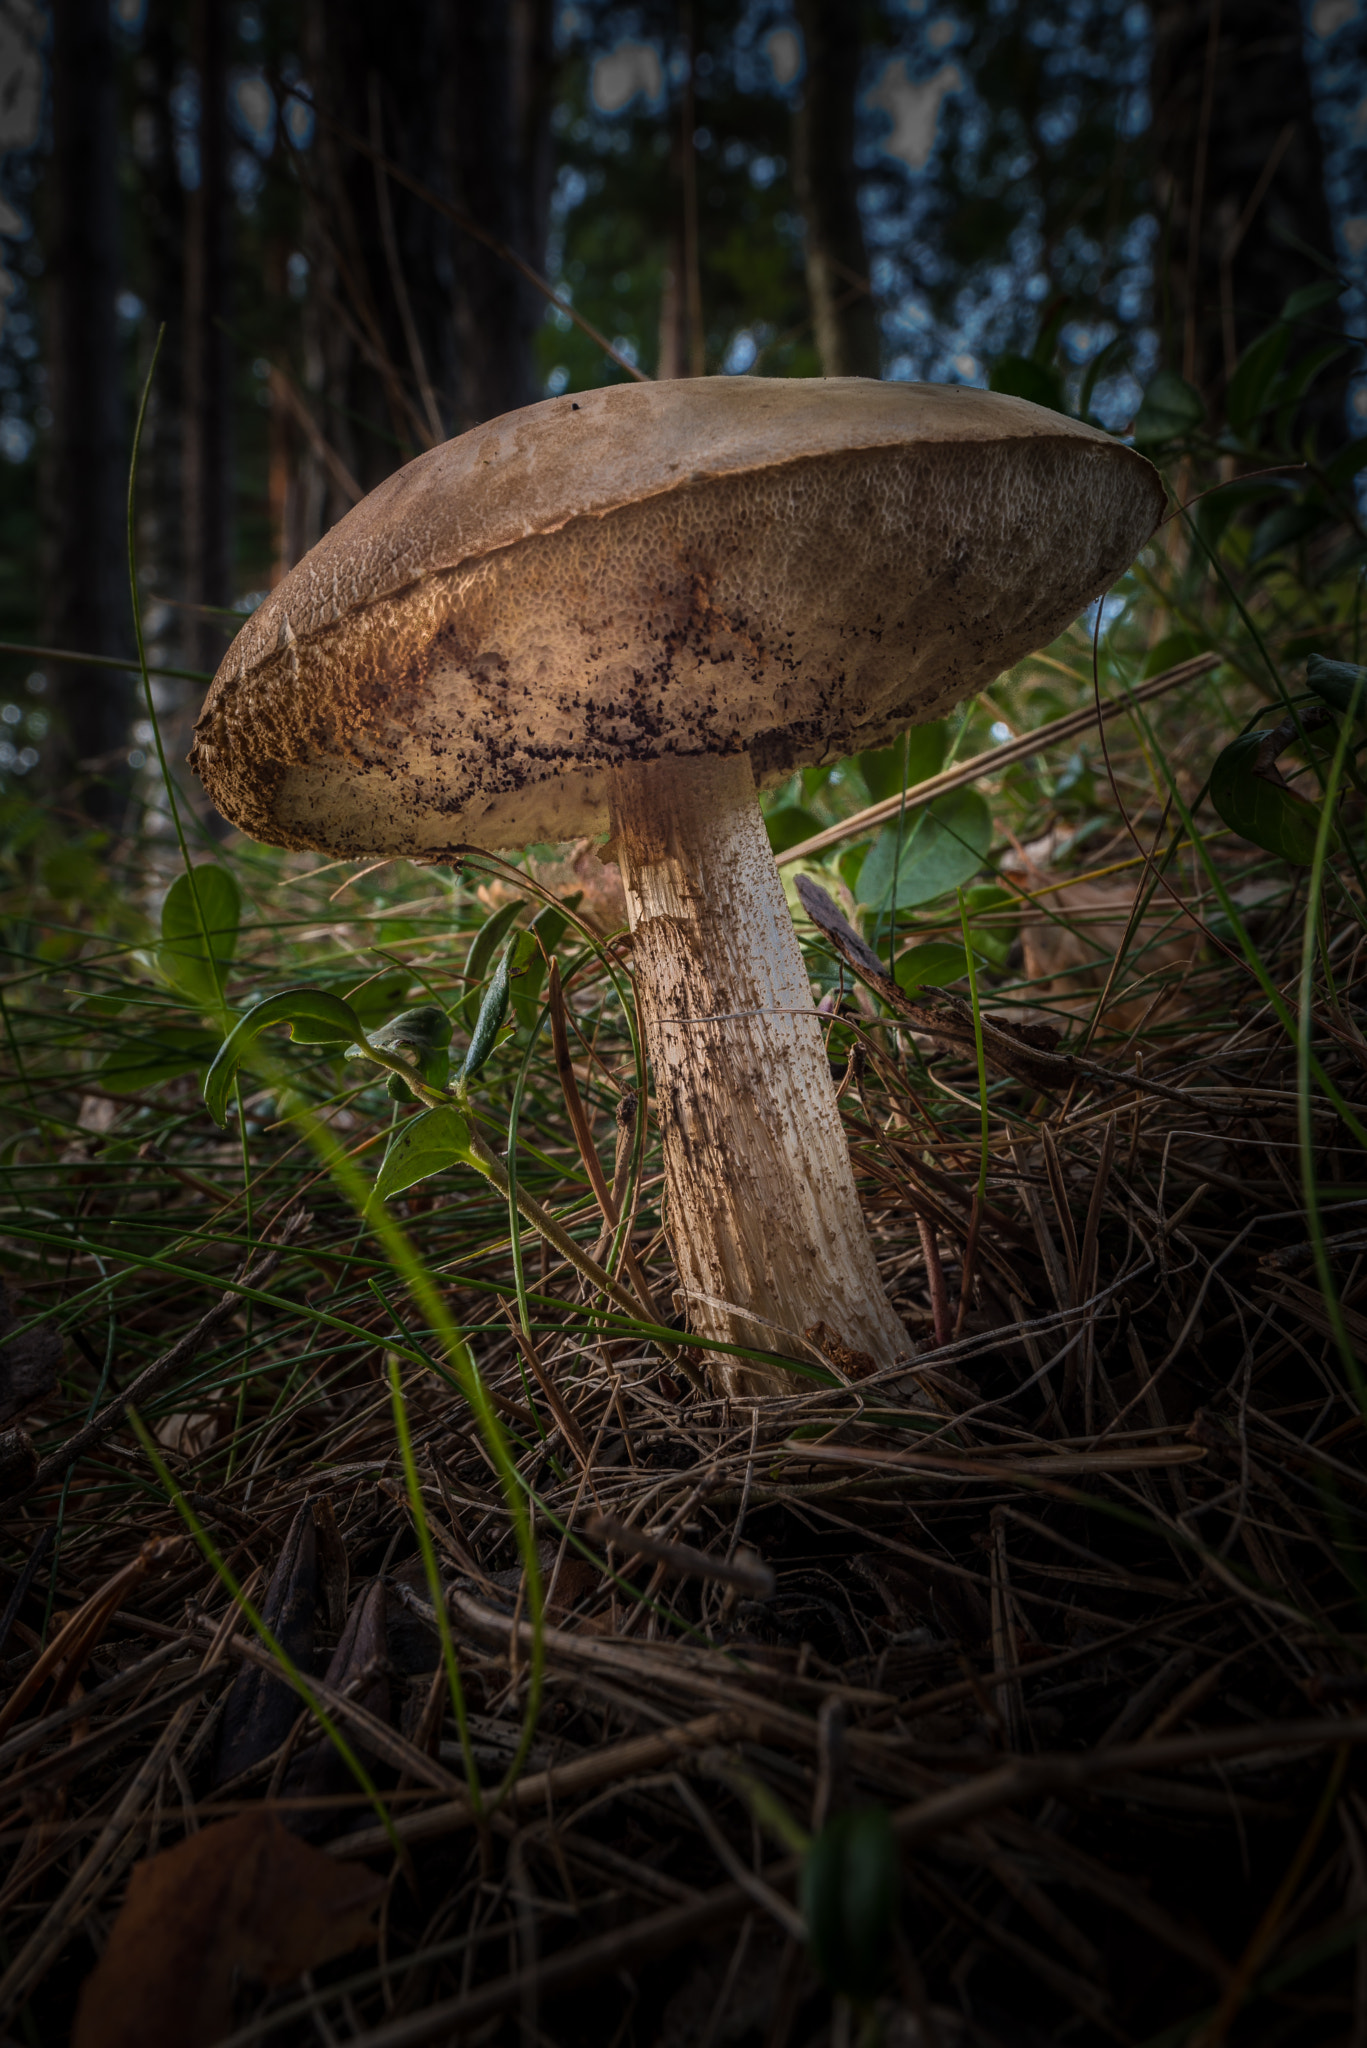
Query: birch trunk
608,752,910,1396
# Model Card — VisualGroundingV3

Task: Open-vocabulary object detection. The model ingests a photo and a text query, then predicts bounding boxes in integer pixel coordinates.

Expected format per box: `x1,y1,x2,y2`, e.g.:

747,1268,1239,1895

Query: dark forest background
0,0,1364,831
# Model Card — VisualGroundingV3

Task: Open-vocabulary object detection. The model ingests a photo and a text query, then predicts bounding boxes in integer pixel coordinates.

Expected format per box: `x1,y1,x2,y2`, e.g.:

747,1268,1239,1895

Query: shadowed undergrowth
2,422,1367,2045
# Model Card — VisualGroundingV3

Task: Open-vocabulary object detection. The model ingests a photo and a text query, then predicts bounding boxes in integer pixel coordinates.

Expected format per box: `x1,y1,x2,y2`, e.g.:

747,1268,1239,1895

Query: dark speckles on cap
191,377,1163,856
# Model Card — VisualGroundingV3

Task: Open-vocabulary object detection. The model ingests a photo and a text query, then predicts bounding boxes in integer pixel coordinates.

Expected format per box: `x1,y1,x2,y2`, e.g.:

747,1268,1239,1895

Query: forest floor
0,647,1364,2048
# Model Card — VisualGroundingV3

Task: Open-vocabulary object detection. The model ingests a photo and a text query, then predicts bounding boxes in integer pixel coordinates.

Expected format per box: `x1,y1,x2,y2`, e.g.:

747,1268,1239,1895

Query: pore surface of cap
191,377,1165,855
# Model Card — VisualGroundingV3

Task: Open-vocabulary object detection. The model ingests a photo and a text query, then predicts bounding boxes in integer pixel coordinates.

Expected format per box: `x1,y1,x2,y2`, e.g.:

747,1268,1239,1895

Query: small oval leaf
1282,279,1342,322
895,941,969,991
857,789,992,911
462,901,524,1027
203,989,364,1126
764,804,825,855
1132,369,1205,447
1210,732,1331,866
1226,323,1291,436
372,1105,476,1205
365,1005,452,1056
1305,655,1367,720
855,723,949,804
460,942,512,1081
158,866,241,1009
348,1006,452,1090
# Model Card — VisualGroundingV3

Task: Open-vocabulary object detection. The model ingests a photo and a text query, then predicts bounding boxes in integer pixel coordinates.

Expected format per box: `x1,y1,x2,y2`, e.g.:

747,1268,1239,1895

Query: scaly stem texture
608,751,909,1395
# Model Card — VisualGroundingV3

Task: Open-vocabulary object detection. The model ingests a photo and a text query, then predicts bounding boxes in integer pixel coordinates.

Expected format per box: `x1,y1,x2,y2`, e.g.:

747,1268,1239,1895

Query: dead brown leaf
71,1811,384,2048
0,1536,183,1739
155,1409,229,1459
1018,880,1200,1030
474,838,627,934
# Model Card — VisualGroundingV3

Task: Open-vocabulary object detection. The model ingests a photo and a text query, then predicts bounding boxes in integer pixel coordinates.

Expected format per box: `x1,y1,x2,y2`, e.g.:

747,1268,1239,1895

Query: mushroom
192,378,1163,1394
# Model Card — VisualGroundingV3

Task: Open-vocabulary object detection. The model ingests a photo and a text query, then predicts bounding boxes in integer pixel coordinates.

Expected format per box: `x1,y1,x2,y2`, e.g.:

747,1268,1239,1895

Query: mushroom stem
607,750,910,1396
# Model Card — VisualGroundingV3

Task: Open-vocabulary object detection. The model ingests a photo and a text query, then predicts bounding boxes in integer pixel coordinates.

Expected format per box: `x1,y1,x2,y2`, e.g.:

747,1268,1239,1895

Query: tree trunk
656,222,690,381
446,0,556,426
182,0,234,677
297,0,555,552
42,0,130,820
129,6,185,717
608,751,910,1397
1150,0,1345,442
791,0,881,380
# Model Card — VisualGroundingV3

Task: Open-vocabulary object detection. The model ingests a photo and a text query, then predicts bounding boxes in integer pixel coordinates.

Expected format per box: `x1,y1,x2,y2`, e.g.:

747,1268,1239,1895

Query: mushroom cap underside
191,378,1164,855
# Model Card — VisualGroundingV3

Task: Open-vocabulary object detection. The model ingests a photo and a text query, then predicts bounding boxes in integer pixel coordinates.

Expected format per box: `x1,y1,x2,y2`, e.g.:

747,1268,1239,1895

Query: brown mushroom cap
191,376,1164,855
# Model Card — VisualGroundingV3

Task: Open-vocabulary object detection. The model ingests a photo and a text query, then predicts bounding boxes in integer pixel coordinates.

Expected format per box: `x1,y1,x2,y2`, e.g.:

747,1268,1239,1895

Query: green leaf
1248,502,1329,566
100,1026,218,1095
1282,279,1342,322
460,941,512,1081
801,1807,899,2000
856,789,992,911
895,941,969,991
989,354,1068,414
158,866,241,1009
961,882,1019,967
1273,340,1349,409
1132,369,1204,447
507,928,549,1029
203,988,364,1126
372,1104,477,1205
284,974,409,1041
962,883,1016,916
464,900,523,990
351,1005,451,1059
348,1004,452,1100
837,844,866,896
1225,324,1291,435
1210,732,1333,866
1143,630,1212,679
856,722,950,805
764,803,825,854
1306,656,1367,720
531,903,572,955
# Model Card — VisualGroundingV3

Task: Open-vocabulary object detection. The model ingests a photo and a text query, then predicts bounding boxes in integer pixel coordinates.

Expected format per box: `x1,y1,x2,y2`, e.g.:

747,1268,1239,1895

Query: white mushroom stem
607,750,910,1396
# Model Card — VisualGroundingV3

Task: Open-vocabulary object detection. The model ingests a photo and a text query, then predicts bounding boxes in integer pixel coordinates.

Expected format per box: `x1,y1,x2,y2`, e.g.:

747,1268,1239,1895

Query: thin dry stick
368,78,444,448
1077,1115,1119,1435
917,1214,954,1349
775,653,1219,866
1183,0,1224,387
0,1537,182,1739
268,366,364,506
546,963,684,1357
0,1693,201,2025
305,1719,1367,2048
1192,1744,1350,2047
586,1512,774,1597
332,1709,746,1858
280,82,652,387
498,1300,593,1470
4,1209,310,1514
